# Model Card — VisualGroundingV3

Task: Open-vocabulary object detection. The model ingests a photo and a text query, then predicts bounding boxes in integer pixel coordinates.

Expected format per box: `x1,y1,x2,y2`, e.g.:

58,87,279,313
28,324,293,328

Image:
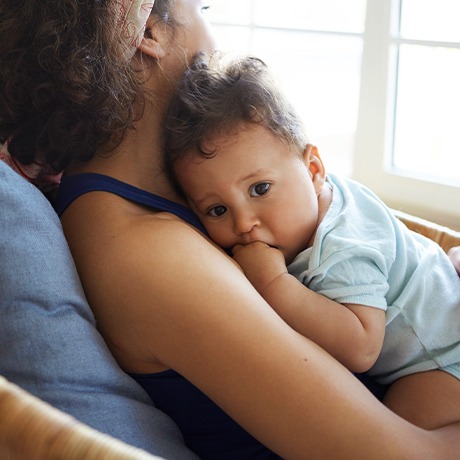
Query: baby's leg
383,369,460,429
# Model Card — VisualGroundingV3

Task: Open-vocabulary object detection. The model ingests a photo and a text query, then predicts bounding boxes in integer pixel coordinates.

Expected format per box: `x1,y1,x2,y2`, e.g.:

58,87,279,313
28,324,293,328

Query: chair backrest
394,210,460,253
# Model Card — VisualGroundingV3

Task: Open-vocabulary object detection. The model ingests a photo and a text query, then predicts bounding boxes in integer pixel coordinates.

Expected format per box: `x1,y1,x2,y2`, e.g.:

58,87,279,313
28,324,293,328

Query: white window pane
208,2,364,177
393,45,460,184
253,31,362,176
212,25,253,54
254,0,367,33
207,0,252,25
400,0,460,42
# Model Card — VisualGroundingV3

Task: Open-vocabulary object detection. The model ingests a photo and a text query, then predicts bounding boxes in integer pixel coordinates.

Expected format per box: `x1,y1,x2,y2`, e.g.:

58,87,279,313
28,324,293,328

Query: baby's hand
232,242,288,294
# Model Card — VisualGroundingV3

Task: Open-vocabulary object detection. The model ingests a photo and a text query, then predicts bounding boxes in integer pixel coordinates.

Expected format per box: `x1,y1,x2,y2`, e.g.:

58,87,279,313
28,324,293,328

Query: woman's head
0,0,180,171
163,53,309,191
117,0,174,60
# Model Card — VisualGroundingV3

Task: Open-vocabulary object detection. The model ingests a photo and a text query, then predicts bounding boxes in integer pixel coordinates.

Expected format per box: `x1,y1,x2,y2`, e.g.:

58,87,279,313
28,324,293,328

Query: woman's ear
303,144,326,195
137,17,166,60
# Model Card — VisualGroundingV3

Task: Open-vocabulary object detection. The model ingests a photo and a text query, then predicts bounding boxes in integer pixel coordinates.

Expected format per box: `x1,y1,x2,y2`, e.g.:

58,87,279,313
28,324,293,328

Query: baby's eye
208,205,227,217
201,5,210,13
250,182,270,197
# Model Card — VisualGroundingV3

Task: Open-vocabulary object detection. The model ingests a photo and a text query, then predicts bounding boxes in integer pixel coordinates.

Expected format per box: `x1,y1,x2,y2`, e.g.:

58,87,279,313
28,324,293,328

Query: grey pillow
0,161,198,459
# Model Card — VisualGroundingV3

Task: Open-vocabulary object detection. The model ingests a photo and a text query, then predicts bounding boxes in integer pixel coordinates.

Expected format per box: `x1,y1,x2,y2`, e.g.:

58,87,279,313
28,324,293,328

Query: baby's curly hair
0,0,173,171
163,53,309,191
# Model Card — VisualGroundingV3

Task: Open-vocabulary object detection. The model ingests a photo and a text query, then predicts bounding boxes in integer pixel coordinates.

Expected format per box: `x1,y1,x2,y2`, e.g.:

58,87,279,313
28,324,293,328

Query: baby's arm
232,242,386,373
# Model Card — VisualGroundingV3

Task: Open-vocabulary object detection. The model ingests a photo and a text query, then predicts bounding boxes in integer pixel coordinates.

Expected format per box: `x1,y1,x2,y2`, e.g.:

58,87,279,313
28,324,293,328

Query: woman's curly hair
0,0,173,171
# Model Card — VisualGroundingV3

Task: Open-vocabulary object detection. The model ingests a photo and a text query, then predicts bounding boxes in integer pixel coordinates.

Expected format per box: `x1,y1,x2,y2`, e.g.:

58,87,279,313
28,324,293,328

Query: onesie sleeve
306,247,390,310
288,173,398,312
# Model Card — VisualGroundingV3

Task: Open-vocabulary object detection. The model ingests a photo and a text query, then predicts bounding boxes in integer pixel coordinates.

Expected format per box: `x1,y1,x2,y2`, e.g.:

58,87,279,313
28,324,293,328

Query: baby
163,53,460,429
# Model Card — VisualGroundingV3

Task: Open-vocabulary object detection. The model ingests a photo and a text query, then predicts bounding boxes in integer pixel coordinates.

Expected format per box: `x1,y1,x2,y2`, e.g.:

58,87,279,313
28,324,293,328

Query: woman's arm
232,241,385,373
62,203,460,460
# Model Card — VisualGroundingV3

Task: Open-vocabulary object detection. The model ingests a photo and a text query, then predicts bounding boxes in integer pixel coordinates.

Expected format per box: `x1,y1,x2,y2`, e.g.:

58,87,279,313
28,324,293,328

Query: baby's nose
233,211,259,236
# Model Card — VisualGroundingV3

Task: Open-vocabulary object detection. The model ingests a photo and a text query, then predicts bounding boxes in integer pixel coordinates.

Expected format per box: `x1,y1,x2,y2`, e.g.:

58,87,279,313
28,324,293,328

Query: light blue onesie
288,174,460,385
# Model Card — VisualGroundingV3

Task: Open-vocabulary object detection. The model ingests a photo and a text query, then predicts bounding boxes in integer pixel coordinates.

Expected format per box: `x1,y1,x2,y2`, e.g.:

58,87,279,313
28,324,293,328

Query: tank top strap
55,172,206,233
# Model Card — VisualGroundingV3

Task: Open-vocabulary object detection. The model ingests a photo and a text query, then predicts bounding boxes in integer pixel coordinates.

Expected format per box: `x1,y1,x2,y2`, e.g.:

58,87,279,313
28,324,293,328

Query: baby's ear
137,16,166,60
303,144,326,195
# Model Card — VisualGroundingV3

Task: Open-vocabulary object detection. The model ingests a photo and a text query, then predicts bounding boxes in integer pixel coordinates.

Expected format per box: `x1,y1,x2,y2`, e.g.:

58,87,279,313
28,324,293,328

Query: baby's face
175,123,324,264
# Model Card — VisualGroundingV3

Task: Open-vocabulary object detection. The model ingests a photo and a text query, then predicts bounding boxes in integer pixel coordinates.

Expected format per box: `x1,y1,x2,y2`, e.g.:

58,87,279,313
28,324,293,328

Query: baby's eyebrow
238,168,271,183
189,192,217,208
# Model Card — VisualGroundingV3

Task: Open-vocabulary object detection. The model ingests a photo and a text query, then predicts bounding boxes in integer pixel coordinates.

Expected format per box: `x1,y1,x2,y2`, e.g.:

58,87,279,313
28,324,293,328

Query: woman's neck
67,102,186,206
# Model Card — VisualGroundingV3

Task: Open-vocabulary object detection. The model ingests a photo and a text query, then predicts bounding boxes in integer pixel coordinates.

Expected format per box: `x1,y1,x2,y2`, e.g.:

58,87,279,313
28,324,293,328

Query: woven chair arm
393,210,460,253
0,376,163,460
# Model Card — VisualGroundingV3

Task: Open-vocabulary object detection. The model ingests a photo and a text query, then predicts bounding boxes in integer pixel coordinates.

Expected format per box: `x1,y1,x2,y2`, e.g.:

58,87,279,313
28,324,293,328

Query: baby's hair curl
163,52,309,191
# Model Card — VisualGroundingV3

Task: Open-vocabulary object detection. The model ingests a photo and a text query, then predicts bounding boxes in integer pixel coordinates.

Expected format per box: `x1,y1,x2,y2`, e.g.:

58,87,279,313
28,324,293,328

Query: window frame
352,0,460,229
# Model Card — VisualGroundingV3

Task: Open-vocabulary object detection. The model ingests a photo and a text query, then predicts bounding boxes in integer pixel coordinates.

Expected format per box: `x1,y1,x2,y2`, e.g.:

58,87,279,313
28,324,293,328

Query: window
207,0,460,229
354,0,460,229
207,0,367,176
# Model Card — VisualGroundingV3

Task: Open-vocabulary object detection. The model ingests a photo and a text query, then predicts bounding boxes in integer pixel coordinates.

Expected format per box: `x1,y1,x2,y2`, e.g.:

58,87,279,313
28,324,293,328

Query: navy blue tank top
55,172,206,232
56,173,282,459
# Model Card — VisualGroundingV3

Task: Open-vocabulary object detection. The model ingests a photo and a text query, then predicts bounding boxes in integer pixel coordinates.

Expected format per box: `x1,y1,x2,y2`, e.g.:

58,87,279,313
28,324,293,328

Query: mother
1,1,460,458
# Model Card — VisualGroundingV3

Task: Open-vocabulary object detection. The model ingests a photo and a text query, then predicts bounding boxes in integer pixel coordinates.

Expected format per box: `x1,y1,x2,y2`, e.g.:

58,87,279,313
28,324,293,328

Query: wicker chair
394,210,460,253
1,213,459,459
0,376,162,460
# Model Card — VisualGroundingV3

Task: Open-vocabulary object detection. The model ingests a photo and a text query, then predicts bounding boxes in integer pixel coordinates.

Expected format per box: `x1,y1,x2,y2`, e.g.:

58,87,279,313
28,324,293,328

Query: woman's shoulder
64,200,242,369
123,208,224,263
79,199,231,288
